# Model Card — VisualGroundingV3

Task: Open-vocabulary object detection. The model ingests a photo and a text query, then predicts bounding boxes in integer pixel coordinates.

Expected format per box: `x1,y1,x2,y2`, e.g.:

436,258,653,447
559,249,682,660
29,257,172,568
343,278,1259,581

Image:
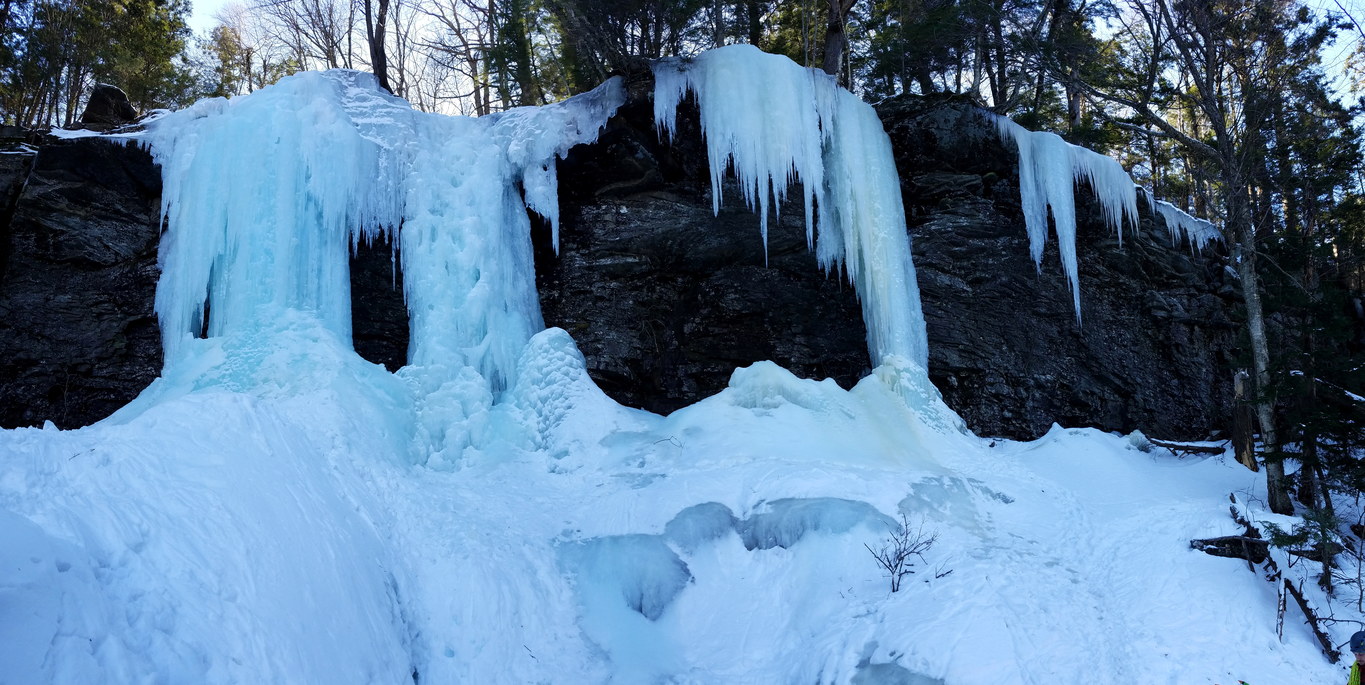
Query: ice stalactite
994,117,1227,319
994,117,1139,320
654,44,928,371
1142,190,1221,252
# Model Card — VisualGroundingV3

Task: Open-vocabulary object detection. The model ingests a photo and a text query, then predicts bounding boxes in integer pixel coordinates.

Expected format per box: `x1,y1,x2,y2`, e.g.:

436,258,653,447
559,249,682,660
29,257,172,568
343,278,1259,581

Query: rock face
0,135,162,428
540,84,1236,438
538,73,869,414
0,75,1237,439
879,96,1237,439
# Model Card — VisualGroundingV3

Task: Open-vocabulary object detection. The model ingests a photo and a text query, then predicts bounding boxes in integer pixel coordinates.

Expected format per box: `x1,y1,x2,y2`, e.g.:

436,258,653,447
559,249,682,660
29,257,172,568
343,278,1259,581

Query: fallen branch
1284,578,1341,663
1214,494,1341,664
1150,438,1227,456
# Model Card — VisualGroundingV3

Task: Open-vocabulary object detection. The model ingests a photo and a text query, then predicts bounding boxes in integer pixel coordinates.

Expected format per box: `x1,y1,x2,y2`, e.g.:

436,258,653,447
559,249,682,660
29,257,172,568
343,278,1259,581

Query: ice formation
142,70,623,395
994,117,1139,318
0,48,1350,685
655,44,929,370
994,117,1228,318
1143,190,1221,252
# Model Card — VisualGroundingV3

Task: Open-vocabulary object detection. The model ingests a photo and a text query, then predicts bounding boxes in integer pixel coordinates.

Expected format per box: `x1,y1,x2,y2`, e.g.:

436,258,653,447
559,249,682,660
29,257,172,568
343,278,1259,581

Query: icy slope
0,327,1346,683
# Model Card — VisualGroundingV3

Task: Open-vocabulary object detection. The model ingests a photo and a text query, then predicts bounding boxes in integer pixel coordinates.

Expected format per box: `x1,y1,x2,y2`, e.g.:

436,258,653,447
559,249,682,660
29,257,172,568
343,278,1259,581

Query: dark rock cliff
0,133,162,428
537,72,869,414
0,77,1237,439
880,96,1237,439
537,78,1236,438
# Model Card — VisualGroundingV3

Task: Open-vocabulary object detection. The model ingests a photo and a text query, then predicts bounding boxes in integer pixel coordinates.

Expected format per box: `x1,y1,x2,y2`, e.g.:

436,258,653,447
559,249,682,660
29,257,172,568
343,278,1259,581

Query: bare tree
865,513,939,593
1068,0,1323,514
216,2,297,94
252,0,355,69
421,0,496,114
362,0,393,92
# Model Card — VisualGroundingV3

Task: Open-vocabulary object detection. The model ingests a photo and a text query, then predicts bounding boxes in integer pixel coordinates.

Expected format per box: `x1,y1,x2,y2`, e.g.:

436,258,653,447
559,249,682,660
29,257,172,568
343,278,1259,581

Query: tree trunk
1233,370,1258,471
821,0,855,80
1229,178,1292,514
746,0,764,46
364,0,393,94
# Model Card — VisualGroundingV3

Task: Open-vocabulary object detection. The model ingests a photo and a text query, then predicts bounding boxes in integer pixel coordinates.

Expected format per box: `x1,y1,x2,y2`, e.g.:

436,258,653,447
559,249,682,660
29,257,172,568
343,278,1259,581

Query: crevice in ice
661,498,898,552
654,44,928,371
557,534,692,621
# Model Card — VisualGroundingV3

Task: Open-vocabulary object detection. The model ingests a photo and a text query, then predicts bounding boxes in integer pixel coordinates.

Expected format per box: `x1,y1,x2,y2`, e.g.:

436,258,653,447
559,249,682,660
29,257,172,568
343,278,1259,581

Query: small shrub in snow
866,513,939,593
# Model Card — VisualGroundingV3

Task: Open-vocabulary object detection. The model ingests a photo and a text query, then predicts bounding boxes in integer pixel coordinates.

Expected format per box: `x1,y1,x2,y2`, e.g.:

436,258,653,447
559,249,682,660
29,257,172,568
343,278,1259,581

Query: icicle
994,117,1139,321
1153,197,1220,252
654,45,830,260
653,44,926,370
492,78,626,253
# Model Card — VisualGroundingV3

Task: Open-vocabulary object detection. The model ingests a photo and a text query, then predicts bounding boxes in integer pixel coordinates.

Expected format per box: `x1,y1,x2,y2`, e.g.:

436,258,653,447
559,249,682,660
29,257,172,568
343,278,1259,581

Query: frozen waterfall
654,44,928,370
142,70,624,393
133,46,940,465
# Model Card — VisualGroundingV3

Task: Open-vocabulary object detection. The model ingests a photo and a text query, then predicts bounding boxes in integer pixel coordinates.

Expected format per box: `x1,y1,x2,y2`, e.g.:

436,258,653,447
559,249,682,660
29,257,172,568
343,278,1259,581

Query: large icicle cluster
654,44,928,370
142,70,623,394
994,117,1222,319
994,117,1139,318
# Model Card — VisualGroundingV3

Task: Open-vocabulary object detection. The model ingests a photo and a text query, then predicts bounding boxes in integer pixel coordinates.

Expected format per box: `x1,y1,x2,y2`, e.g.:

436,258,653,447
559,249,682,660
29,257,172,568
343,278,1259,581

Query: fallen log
1151,438,1228,456
1190,535,1269,564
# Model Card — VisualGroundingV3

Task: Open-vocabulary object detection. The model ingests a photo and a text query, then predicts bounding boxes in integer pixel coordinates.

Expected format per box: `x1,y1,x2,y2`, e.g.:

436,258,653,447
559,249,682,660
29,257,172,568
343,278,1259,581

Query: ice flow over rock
993,116,1220,320
143,47,931,415
143,69,624,394
655,45,929,370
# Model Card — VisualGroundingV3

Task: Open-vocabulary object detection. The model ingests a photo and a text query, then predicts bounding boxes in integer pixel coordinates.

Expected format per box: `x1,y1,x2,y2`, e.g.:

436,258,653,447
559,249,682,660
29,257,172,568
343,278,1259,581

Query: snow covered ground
0,322,1349,683
1,46,1356,684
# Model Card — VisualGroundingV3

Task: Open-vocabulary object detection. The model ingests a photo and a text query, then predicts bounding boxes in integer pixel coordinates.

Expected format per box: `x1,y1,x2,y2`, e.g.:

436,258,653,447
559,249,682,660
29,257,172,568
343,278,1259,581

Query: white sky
188,0,232,35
